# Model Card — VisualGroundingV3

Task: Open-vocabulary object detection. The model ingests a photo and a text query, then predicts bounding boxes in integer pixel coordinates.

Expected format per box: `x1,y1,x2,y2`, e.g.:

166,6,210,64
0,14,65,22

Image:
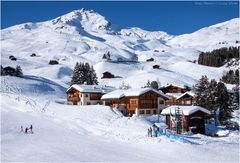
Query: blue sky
1,1,239,35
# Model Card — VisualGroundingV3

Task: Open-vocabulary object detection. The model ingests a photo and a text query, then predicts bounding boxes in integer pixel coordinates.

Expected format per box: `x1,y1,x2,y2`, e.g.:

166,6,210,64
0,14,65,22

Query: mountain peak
48,8,114,34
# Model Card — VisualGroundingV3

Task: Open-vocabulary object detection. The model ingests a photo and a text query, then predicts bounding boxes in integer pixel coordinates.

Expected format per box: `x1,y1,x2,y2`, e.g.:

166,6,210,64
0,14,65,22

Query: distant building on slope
101,71,115,79
159,84,196,106
159,84,187,94
66,84,115,105
176,92,196,105
165,91,196,106
152,65,160,69
101,88,169,116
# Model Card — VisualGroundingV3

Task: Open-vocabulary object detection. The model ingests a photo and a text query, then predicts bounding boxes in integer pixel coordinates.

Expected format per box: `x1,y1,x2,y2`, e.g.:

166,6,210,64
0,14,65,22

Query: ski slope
1,76,239,162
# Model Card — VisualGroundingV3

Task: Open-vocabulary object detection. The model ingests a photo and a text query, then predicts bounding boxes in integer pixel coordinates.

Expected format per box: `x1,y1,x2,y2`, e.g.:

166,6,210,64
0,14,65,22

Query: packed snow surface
1,76,239,162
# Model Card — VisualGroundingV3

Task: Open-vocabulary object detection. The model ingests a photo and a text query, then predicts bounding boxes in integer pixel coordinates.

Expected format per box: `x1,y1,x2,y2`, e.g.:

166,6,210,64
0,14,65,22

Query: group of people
147,125,160,137
20,125,33,134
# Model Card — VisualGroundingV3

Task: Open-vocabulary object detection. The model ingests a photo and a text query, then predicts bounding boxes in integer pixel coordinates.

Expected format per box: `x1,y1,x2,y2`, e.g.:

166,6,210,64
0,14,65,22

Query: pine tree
194,76,233,122
89,66,98,85
230,85,239,111
71,62,80,85
15,65,23,77
145,80,151,88
84,62,91,84
193,75,210,108
206,79,218,114
70,62,98,85
215,82,231,122
150,81,159,90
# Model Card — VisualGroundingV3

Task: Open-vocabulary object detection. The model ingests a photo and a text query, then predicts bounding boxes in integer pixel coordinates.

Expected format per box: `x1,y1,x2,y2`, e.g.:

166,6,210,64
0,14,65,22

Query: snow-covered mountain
1,9,239,162
1,8,239,88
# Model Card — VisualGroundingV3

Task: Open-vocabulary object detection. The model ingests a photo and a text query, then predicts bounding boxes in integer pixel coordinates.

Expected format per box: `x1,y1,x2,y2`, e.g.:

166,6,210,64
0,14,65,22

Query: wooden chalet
165,92,196,106
159,84,186,94
176,92,196,105
101,88,169,116
66,84,115,106
101,71,115,79
161,105,210,134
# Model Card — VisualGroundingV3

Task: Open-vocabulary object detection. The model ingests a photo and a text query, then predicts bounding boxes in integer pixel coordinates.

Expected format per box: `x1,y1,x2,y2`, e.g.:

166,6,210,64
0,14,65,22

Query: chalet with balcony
101,88,169,116
165,91,196,106
66,84,115,105
176,92,196,105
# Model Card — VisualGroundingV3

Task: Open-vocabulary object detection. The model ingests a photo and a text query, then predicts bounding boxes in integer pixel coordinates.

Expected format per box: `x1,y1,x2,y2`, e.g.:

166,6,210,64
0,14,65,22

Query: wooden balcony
67,96,80,101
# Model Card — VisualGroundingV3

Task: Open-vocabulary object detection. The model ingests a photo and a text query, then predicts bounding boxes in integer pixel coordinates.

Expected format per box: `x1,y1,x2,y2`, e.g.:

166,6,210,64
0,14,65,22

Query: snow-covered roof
161,105,210,116
176,91,195,100
166,93,183,99
101,90,125,99
164,84,185,89
67,84,115,94
101,88,169,100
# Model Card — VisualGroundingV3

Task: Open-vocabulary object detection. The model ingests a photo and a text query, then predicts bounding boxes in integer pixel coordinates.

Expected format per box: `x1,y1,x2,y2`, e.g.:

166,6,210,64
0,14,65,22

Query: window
186,100,191,104
87,102,90,105
130,100,137,104
73,101,77,105
141,100,152,105
159,100,164,105
146,110,151,114
139,110,145,114
153,100,157,105
153,110,157,114
85,94,88,97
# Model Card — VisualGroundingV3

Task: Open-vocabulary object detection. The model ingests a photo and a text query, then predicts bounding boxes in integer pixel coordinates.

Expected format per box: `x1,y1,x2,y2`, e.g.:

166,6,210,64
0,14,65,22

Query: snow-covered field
1,76,239,162
1,8,239,162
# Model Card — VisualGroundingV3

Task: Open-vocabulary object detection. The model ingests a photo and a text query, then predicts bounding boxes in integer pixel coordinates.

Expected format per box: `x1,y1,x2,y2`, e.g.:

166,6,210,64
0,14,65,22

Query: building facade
101,88,169,116
66,85,115,106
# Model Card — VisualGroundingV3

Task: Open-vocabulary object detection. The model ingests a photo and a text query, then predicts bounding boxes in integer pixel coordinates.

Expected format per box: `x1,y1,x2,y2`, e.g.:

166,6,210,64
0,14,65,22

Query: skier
149,127,152,137
148,128,151,137
20,126,23,132
25,127,28,134
29,125,33,134
154,127,158,137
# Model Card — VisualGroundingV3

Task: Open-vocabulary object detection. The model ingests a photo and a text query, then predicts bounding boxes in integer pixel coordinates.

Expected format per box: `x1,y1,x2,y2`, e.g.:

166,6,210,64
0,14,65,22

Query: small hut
101,71,115,79
161,105,210,134
3,66,16,76
146,58,154,62
153,65,160,69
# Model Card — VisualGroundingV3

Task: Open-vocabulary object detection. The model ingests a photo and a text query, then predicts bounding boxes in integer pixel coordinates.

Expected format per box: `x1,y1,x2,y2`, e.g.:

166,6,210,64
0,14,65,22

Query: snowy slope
1,9,239,88
168,18,240,51
1,76,239,162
